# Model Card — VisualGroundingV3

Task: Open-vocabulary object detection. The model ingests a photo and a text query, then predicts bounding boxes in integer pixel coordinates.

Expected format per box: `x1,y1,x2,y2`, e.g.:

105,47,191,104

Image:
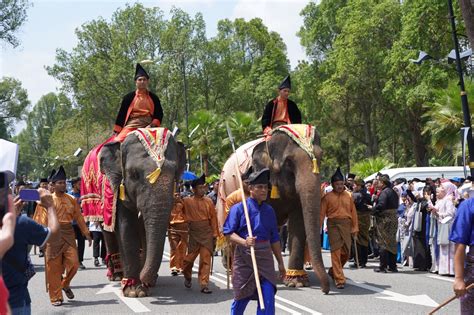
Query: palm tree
423,80,474,164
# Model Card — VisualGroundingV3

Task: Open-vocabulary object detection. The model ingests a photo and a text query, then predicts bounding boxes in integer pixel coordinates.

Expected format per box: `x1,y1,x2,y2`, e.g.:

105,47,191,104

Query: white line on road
427,275,454,283
346,279,438,307
97,283,150,313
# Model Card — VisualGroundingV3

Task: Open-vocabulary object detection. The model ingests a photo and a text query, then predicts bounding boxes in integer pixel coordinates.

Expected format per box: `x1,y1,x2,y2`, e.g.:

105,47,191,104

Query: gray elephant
100,130,186,297
251,125,330,294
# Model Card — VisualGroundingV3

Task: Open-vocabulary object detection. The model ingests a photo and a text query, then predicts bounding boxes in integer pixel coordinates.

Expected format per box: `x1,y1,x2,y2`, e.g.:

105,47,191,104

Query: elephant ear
175,141,187,180
99,141,123,190
311,129,323,162
251,141,272,170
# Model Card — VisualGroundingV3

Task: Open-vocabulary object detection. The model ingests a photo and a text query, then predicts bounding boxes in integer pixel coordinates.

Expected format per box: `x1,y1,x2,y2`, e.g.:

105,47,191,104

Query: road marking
163,252,316,315
212,271,322,315
346,279,438,307
97,282,150,313
427,275,454,283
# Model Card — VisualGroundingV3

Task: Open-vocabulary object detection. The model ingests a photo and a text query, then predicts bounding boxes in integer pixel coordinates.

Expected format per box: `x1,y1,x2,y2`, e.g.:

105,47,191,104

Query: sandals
184,278,192,288
63,287,74,299
52,300,63,306
200,287,212,294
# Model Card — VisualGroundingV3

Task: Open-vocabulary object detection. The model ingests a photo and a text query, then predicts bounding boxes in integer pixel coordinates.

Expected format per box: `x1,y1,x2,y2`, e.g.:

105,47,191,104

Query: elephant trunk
294,162,330,294
139,185,173,287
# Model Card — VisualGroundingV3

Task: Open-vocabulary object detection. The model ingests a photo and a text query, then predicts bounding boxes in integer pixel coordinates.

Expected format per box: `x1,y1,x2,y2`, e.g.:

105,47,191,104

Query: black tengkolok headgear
278,75,291,90
331,167,344,183
134,63,149,80
241,166,253,181
248,168,270,185
51,166,67,183
191,174,206,188
47,169,56,182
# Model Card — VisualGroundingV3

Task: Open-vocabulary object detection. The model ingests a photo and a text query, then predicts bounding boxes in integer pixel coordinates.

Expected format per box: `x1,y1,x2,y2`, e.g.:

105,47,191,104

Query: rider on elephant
114,63,164,142
261,75,302,136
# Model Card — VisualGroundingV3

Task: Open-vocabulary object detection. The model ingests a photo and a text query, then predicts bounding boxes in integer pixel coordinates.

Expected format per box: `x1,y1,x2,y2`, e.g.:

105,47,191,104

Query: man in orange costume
261,75,302,135
320,167,359,289
168,192,188,276
114,63,163,142
182,174,219,294
35,166,92,306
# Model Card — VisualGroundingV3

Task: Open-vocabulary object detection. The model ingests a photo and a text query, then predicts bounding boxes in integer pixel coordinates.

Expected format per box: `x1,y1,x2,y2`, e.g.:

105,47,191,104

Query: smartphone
19,189,40,202
0,172,7,221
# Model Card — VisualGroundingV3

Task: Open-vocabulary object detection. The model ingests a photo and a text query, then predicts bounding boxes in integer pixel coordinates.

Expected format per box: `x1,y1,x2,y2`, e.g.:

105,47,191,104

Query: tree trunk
408,109,429,166
459,0,474,50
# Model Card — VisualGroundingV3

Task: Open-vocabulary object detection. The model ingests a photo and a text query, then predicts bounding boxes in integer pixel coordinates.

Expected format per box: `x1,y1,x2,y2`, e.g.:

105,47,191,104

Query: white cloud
231,0,310,69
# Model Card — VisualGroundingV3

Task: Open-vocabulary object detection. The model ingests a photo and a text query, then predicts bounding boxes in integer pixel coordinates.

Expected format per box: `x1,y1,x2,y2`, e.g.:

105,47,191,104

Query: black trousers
91,231,106,259
380,249,397,270
356,244,368,266
73,224,85,262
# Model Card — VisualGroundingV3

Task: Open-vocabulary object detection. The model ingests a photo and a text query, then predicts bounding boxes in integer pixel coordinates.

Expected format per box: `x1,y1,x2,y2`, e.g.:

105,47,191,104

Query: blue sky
1,0,311,109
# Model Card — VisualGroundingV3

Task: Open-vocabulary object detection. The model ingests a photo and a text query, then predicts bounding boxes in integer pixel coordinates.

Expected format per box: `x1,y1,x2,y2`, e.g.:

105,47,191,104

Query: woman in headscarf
429,180,458,276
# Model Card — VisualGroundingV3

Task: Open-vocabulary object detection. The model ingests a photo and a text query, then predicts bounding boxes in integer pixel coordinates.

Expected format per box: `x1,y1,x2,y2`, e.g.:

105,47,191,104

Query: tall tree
385,0,453,166
0,77,29,139
459,0,474,50
0,0,29,47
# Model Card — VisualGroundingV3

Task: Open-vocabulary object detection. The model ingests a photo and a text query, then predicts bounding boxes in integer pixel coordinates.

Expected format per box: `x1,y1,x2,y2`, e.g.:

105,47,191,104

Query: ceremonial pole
226,123,265,310
428,283,474,314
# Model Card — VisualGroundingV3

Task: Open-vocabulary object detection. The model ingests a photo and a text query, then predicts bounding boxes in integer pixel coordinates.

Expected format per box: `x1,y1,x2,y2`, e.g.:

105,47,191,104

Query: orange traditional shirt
225,188,249,215
183,196,219,238
320,190,359,233
130,89,154,118
272,96,290,125
169,199,187,225
35,192,90,237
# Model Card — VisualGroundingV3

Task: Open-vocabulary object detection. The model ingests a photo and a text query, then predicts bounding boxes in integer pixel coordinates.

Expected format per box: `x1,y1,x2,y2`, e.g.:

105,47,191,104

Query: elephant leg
102,229,123,281
116,204,147,298
285,208,309,288
137,214,146,269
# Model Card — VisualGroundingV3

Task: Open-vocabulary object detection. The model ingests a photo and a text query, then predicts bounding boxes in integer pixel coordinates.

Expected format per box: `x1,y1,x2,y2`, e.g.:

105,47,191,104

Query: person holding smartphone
34,166,92,306
2,185,60,315
0,171,17,315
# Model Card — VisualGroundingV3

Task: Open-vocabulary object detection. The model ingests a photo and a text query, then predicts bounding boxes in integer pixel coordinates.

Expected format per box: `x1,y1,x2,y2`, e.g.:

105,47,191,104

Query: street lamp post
447,0,474,177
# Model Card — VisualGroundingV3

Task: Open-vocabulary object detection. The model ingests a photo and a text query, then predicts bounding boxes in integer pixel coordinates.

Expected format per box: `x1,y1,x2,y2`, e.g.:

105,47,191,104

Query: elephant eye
128,168,140,180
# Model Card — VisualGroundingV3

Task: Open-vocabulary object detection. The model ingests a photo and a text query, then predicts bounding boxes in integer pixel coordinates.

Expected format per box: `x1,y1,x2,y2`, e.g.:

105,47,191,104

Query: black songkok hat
191,174,206,188
278,75,291,90
47,169,56,182
134,63,149,80
331,167,344,183
241,166,253,181
51,166,67,183
39,178,48,183
347,173,356,180
248,168,270,185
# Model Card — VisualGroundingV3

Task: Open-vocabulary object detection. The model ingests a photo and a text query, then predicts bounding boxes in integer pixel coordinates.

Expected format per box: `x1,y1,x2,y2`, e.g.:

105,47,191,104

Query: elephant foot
140,269,158,288
106,253,123,281
284,269,309,288
121,278,148,298
108,272,123,282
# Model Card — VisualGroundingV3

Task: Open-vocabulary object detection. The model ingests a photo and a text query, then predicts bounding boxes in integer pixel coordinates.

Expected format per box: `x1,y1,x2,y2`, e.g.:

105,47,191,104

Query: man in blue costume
223,168,286,315
450,197,474,314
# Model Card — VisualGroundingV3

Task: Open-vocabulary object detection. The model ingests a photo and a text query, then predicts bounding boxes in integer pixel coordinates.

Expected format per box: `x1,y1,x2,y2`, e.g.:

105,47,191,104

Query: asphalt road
27,241,460,314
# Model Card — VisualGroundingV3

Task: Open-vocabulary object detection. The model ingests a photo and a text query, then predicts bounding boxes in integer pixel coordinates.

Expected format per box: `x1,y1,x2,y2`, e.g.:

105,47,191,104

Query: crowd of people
0,63,472,315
